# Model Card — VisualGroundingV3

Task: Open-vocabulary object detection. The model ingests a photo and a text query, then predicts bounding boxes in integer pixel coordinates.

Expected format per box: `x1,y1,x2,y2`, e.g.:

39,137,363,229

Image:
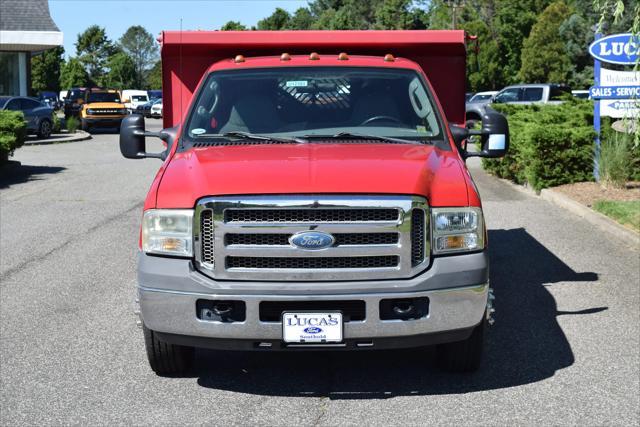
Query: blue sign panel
588,33,639,65
589,85,640,99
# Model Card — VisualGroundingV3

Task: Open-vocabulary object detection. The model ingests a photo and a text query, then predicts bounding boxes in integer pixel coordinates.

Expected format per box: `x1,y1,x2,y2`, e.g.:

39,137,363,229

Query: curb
24,131,92,145
491,175,639,248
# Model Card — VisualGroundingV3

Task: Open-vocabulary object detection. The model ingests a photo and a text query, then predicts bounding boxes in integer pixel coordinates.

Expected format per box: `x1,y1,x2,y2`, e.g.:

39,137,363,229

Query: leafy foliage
31,46,65,93
0,111,27,160
118,26,159,88
75,25,116,86
593,200,640,232
60,58,89,89
483,101,596,191
220,21,248,31
146,60,162,90
519,1,572,83
105,52,136,89
65,116,79,133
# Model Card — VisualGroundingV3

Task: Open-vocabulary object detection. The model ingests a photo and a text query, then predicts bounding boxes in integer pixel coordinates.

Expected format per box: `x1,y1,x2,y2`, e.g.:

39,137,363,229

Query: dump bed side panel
161,30,467,128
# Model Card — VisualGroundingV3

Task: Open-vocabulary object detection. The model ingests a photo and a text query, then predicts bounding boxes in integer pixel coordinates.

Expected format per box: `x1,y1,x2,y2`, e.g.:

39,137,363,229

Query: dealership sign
589,33,639,65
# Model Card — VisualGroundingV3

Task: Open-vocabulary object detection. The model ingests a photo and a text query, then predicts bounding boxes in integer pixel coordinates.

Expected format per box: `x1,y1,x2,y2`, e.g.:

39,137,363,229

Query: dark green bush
0,110,27,161
65,116,79,133
482,100,596,191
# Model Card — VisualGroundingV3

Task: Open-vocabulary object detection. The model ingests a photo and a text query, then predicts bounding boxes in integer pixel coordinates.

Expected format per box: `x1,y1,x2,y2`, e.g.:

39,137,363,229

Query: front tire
37,119,52,138
143,324,194,376
81,119,90,132
436,320,485,372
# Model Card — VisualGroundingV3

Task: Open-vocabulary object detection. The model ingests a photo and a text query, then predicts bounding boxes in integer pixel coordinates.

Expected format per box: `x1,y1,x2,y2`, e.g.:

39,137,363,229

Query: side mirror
449,110,509,159
119,115,165,160
470,110,509,158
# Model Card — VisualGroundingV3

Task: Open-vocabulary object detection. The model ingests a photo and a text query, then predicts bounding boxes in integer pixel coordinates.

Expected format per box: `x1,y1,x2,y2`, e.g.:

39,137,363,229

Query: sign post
588,32,640,182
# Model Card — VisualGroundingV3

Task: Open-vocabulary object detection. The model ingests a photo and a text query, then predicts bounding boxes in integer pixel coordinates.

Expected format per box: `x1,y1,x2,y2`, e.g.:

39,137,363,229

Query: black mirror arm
132,130,168,160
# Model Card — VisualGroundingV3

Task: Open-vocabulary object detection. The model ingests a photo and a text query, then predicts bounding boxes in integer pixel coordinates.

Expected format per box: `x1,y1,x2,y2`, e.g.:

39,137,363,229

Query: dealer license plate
282,312,343,343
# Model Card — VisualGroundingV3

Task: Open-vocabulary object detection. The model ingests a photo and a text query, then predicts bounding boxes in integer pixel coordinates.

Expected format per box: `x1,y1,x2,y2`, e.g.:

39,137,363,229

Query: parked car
63,87,87,118
571,90,590,99
80,89,128,132
0,96,54,138
466,84,571,124
122,90,150,113
59,90,68,102
149,100,163,118
465,92,474,102
119,30,509,376
147,90,162,100
38,91,61,110
135,98,161,117
465,91,499,126
467,91,498,104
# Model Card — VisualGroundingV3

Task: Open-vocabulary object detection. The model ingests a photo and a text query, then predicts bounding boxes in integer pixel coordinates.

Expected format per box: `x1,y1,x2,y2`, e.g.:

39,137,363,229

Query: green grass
593,200,640,232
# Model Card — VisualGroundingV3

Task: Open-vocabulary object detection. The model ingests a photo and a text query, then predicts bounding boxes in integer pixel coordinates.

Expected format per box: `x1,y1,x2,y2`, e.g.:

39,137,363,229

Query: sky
49,0,309,57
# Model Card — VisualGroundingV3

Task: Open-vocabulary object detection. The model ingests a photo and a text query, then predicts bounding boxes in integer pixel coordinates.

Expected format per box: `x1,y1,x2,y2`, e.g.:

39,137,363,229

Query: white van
121,90,149,112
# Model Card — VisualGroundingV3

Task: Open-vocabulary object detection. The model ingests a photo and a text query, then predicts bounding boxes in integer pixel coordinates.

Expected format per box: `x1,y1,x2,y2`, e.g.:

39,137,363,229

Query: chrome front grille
194,196,429,281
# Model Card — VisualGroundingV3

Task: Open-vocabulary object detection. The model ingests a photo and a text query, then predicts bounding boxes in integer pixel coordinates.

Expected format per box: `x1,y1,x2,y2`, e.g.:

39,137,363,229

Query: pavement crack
1,202,143,282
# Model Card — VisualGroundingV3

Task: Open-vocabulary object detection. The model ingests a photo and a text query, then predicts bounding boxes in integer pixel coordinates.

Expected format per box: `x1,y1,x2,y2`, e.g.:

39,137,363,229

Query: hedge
481,100,596,191
0,110,27,162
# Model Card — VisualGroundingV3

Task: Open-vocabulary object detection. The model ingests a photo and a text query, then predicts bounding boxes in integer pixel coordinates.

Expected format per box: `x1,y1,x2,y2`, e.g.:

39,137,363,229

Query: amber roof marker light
309,52,320,60
280,53,291,61
384,54,395,62
337,52,349,60
234,55,245,63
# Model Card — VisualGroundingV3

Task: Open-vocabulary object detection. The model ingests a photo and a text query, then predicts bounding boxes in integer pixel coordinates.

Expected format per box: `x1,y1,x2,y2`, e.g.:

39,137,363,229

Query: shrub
66,116,79,133
482,100,595,191
52,114,61,133
0,110,27,162
598,132,633,189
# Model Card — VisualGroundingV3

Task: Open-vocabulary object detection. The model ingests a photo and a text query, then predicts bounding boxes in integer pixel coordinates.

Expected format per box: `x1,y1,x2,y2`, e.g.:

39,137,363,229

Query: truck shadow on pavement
193,228,602,398
0,163,66,189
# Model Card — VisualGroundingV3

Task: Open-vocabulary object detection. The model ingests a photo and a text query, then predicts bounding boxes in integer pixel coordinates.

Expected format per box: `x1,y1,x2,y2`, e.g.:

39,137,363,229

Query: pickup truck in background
119,30,509,375
466,83,571,125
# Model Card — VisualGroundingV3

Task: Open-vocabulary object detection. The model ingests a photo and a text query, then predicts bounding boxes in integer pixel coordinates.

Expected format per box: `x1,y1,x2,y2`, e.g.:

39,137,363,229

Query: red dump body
160,30,467,128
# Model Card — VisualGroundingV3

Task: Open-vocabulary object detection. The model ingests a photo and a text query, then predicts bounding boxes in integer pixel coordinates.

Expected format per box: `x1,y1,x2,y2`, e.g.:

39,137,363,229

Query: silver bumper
137,251,489,342
139,283,488,341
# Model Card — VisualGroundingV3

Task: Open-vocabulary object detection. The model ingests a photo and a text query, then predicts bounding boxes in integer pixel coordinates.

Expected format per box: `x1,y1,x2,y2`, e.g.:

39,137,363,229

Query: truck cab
119,30,508,375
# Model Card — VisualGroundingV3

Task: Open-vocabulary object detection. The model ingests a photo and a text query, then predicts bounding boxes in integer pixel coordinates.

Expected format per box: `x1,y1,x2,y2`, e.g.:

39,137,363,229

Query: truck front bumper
137,251,489,350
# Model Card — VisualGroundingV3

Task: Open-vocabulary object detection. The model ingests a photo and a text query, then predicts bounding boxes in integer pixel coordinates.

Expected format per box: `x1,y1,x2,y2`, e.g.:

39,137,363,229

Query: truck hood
155,143,470,208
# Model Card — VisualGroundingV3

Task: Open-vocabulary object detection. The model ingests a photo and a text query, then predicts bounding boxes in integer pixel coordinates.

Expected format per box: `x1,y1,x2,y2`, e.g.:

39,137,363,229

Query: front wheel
37,119,52,138
81,119,91,132
143,324,194,376
436,320,485,372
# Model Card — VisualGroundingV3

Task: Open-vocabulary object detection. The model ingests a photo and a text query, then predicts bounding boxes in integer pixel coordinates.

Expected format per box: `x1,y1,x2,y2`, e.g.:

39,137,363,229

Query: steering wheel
359,115,403,126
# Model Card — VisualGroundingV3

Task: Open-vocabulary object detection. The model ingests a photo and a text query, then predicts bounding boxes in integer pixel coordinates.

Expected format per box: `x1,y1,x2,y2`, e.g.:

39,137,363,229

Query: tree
519,1,572,83
119,26,159,88
105,52,136,89
220,21,247,31
286,8,314,29
31,46,64,94
147,60,162,90
60,57,89,89
76,25,115,86
257,7,291,30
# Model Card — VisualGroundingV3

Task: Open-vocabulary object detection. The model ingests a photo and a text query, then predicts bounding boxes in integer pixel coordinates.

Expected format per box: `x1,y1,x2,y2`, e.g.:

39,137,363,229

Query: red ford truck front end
120,31,509,375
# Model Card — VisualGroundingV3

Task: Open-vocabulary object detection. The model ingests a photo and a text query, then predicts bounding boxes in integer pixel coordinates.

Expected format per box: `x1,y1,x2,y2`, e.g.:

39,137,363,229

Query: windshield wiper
222,131,307,144
302,132,425,145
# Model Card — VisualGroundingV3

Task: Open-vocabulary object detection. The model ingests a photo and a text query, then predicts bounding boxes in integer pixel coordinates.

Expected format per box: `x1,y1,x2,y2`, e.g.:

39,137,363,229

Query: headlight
86,108,94,114
120,108,129,115
142,209,194,256
431,207,484,254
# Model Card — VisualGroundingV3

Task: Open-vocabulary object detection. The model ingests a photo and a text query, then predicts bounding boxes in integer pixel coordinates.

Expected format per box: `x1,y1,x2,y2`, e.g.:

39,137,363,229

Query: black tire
37,119,52,139
436,320,485,372
81,119,90,132
143,324,194,376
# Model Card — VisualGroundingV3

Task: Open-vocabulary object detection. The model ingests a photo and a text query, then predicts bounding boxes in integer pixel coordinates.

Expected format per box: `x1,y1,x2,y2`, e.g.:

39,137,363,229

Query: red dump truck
120,30,508,375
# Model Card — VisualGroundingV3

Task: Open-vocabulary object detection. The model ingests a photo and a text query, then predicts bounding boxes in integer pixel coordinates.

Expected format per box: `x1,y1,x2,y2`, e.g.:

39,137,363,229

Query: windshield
469,93,493,102
132,95,148,102
87,92,121,103
68,90,85,100
185,67,443,144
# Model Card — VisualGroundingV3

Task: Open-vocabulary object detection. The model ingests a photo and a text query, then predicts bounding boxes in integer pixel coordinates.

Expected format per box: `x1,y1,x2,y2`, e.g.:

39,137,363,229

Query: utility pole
447,0,466,29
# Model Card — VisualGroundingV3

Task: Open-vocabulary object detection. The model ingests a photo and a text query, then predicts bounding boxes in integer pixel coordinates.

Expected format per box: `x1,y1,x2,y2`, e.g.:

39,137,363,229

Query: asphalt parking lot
1,120,638,425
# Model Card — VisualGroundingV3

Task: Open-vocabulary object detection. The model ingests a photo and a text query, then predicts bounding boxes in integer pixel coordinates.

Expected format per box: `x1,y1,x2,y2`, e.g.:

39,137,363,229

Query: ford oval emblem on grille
290,231,335,250
304,327,323,334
